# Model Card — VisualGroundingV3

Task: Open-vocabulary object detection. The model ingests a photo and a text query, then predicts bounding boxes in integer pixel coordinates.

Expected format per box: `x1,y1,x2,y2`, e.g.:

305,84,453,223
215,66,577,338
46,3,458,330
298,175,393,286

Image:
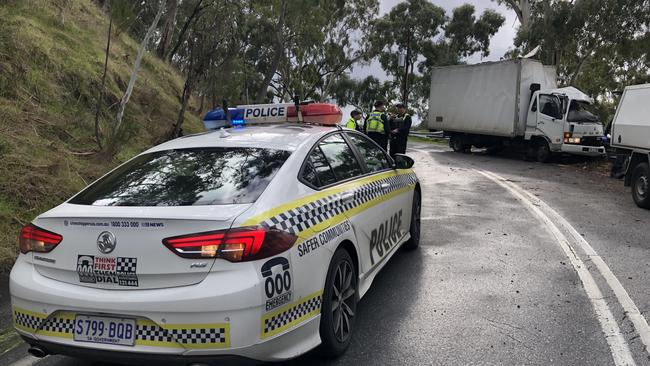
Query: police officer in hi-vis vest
389,102,412,157
364,101,390,151
345,110,363,131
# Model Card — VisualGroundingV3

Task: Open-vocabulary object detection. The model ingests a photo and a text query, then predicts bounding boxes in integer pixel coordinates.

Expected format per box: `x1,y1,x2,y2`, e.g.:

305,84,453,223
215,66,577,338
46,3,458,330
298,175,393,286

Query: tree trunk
115,0,166,134
173,76,193,138
570,52,591,85
167,0,204,62
520,0,530,29
255,0,287,102
501,0,530,29
198,93,205,115
94,9,113,150
157,0,178,59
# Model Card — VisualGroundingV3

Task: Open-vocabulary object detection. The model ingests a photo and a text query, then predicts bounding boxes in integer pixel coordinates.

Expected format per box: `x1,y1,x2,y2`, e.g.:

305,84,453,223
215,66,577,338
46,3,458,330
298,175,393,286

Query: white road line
516,179,650,354
477,170,636,366
8,355,42,366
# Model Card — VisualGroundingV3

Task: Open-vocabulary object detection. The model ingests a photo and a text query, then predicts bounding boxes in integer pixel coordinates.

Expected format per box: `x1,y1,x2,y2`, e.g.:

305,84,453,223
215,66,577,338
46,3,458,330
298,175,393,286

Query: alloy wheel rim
413,197,421,241
331,260,355,342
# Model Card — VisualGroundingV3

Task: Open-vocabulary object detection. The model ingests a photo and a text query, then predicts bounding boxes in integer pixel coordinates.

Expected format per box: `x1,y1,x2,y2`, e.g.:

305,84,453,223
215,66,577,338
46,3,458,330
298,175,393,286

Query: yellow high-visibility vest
366,111,385,133
346,117,358,130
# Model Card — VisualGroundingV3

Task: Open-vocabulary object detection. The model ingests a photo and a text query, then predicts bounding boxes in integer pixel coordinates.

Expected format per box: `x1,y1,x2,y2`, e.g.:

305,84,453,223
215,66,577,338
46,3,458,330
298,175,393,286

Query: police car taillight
19,224,62,254
162,227,296,262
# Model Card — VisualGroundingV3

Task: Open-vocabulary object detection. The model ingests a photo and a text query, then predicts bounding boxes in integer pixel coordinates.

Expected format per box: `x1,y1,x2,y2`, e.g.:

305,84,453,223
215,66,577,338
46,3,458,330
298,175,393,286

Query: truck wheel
450,136,463,152
486,146,503,156
536,141,552,163
319,249,357,358
631,163,650,209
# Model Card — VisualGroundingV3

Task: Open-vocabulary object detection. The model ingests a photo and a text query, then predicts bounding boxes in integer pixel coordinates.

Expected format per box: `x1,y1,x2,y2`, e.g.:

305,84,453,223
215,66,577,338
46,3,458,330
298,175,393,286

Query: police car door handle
380,183,390,190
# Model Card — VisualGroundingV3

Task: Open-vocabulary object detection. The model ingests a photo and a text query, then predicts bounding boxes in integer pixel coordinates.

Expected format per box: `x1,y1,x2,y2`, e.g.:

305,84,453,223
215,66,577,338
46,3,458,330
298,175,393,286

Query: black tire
486,146,503,156
631,162,650,209
536,140,552,163
450,136,463,152
403,189,421,250
319,249,358,358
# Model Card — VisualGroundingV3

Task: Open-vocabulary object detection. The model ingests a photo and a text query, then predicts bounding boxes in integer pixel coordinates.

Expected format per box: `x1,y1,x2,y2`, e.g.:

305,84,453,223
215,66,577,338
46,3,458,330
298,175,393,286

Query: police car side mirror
392,154,414,169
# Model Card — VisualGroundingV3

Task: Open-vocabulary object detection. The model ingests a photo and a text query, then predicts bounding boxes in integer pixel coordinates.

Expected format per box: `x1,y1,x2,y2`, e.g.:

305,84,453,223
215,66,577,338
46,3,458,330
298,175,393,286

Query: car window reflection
69,148,292,206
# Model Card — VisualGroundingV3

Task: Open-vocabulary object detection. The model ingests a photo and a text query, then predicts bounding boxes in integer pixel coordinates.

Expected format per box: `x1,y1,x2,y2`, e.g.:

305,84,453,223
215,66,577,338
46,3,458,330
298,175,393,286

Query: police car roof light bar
202,103,343,130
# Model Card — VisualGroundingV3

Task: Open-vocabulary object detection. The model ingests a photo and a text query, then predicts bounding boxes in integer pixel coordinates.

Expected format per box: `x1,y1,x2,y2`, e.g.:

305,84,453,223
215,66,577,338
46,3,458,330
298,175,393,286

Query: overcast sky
350,0,520,80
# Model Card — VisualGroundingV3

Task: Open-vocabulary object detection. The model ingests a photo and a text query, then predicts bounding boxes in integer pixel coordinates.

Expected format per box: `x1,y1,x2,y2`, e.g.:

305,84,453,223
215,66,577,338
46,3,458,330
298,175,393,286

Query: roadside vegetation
408,136,448,146
0,1,202,269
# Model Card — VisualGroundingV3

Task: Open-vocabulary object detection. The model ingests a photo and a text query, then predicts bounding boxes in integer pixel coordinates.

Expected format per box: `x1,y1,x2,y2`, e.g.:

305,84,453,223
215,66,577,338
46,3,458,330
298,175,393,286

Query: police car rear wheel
319,249,357,357
403,189,421,250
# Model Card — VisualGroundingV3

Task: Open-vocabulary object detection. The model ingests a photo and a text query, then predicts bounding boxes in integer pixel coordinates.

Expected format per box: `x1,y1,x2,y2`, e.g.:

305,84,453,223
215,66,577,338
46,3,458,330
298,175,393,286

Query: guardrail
409,131,444,139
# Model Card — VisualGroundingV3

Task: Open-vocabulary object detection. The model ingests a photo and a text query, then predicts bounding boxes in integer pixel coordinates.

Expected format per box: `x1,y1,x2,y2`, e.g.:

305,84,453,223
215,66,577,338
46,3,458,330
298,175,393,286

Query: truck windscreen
567,101,600,123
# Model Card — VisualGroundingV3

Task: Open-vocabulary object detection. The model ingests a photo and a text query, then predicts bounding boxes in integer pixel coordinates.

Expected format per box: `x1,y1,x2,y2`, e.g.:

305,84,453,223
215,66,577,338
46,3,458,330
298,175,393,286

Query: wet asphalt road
3,142,650,366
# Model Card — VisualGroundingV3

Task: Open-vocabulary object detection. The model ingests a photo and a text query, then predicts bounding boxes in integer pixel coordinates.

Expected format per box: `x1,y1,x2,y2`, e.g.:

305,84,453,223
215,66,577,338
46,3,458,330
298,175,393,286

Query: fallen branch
66,151,96,156
11,215,25,226
76,171,88,186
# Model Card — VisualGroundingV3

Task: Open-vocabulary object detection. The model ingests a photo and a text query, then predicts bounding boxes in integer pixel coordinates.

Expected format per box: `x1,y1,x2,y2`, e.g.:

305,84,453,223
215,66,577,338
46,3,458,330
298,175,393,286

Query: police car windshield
69,147,291,206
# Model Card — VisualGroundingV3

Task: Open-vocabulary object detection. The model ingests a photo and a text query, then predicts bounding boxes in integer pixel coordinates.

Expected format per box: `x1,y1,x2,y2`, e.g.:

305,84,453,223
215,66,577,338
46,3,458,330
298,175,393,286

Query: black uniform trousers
390,136,408,156
368,132,388,151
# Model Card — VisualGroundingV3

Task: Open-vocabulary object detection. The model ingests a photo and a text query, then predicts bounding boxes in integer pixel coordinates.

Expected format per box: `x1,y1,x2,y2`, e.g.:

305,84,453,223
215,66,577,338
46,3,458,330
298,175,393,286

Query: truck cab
525,86,606,161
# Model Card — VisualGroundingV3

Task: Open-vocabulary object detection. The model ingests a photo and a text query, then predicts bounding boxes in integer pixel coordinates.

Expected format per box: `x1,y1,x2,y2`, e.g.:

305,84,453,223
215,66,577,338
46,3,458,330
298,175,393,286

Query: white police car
10,103,421,364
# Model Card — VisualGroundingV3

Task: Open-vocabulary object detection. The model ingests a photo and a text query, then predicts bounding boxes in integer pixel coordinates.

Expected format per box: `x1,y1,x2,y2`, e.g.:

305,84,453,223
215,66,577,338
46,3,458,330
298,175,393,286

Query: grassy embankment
0,0,203,270
408,135,448,146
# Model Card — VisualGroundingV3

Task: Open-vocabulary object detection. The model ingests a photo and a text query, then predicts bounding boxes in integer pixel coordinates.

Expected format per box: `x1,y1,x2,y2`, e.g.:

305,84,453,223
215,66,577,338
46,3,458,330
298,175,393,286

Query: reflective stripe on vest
346,118,358,130
366,111,384,133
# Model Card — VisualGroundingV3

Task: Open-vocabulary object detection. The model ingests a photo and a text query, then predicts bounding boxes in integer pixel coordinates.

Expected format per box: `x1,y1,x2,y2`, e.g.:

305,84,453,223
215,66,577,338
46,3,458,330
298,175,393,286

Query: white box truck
610,84,650,209
427,59,606,162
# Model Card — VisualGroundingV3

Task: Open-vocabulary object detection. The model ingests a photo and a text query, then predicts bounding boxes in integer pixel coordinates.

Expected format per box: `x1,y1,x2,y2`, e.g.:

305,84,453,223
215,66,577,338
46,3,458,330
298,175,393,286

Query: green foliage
242,0,380,102
511,0,650,121
332,75,397,114
368,0,505,117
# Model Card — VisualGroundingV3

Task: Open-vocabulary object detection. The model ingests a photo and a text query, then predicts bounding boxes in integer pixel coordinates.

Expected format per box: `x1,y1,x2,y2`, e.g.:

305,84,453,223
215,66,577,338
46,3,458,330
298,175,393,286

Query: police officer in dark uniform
364,101,390,151
345,110,363,131
389,102,412,157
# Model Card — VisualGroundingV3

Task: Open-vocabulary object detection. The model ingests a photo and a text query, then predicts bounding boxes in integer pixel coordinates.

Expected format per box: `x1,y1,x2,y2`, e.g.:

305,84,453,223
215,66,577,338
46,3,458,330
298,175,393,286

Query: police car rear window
69,147,291,206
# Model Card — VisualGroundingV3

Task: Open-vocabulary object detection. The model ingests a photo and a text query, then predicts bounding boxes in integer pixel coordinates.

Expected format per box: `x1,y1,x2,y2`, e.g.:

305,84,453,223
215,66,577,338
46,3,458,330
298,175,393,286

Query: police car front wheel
319,248,358,357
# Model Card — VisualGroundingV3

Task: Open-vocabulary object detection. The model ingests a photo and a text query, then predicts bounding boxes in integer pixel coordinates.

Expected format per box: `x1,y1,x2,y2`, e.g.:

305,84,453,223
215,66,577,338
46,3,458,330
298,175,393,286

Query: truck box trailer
427,59,606,162
611,84,650,209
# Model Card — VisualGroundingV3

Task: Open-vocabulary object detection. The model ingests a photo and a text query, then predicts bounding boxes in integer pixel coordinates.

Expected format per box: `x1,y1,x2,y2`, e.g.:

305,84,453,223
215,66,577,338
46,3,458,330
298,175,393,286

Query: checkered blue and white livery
263,173,417,235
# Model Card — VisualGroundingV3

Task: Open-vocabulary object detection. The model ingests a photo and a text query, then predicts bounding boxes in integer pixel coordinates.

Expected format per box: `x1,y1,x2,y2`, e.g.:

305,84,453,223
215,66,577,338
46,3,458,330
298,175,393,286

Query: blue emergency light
203,108,245,130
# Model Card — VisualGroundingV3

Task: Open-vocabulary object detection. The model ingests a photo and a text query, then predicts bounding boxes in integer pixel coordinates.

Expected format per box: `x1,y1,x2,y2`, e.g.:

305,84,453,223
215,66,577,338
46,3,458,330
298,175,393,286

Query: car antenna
293,94,303,123
222,99,231,127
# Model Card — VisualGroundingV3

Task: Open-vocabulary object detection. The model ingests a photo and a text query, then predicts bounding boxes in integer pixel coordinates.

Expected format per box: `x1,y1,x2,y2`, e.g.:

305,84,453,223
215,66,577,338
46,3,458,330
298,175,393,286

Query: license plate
73,315,136,346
